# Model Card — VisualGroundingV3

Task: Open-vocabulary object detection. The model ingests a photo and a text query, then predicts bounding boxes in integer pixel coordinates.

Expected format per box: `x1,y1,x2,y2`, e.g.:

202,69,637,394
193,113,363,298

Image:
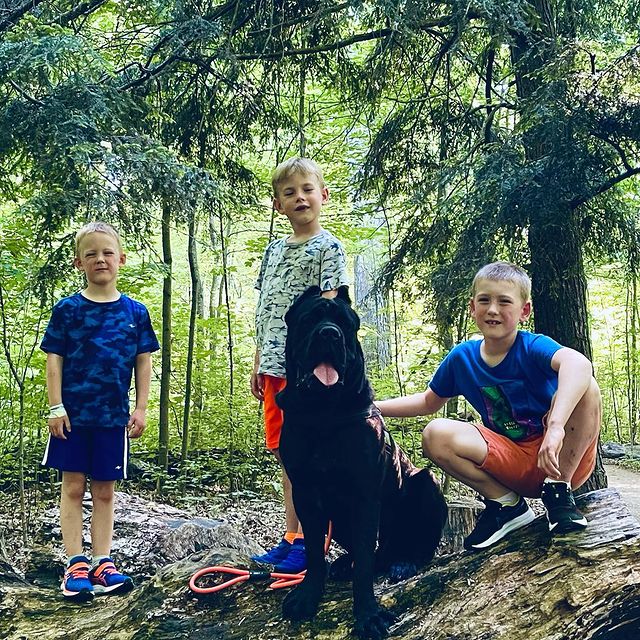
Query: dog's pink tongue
313,363,339,386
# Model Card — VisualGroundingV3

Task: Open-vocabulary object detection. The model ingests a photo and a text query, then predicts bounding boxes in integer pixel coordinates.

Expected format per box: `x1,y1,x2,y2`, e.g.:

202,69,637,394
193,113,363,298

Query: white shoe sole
471,507,536,549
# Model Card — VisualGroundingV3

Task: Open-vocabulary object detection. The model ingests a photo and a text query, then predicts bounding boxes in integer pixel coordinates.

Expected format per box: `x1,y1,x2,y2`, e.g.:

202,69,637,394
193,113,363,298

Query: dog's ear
285,285,322,326
336,285,351,305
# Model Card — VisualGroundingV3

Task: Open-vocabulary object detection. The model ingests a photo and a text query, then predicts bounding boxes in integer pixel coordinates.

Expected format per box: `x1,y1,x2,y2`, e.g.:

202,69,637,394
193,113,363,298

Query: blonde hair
472,261,531,302
271,157,325,196
75,221,122,257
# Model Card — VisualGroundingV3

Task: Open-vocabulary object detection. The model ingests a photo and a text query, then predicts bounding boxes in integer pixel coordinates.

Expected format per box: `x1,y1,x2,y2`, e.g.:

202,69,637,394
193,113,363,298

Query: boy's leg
60,471,87,557
422,418,511,499
423,418,534,549
555,377,602,485
272,448,301,534
87,427,133,595
252,375,305,571
541,378,602,533
89,480,115,557
60,471,94,600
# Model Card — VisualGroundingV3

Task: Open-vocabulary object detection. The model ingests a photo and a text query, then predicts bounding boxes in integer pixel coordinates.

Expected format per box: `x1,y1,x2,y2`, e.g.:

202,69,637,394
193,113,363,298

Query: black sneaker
540,482,587,533
464,496,535,550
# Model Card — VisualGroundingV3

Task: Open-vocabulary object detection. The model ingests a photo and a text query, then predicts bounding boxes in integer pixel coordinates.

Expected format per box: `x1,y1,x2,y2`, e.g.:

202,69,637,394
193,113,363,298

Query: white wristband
48,405,67,419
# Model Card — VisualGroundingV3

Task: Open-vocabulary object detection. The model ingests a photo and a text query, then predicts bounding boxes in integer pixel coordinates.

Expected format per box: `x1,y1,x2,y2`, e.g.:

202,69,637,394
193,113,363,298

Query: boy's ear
321,187,329,203
119,252,127,266
273,196,283,213
520,300,532,322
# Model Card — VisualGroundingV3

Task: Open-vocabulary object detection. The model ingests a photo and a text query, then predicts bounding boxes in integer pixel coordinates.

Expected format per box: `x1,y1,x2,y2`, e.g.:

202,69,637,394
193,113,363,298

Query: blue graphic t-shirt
41,293,160,429
429,331,562,440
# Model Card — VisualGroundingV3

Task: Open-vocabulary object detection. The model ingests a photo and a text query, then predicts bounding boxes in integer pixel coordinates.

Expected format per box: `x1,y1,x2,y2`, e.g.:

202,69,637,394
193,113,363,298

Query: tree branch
0,0,46,33
8,79,44,106
571,166,640,209
55,0,108,26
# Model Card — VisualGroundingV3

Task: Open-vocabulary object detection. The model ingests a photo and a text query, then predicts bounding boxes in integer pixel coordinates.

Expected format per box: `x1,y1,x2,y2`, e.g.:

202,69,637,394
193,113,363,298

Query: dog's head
278,285,370,408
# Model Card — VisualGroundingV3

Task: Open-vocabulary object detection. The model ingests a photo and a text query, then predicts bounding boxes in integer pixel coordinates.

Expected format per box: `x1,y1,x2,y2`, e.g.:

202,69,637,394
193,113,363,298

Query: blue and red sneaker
61,555,94,601
89,558,134,595
251,538,292,565
274,538,306,573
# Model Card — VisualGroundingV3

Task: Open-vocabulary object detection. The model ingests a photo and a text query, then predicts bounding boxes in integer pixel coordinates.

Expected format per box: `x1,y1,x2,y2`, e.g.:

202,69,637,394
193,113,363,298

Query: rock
602,442,627,459
29,492,265,582
3,489,639,640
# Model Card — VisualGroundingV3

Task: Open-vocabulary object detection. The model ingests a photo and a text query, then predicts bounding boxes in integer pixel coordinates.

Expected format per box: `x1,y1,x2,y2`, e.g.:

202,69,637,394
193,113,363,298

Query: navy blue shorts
42,425,129,481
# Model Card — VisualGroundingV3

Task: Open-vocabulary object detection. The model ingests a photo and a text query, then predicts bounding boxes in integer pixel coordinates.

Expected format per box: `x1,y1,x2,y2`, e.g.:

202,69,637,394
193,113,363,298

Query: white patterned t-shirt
255,229,349,377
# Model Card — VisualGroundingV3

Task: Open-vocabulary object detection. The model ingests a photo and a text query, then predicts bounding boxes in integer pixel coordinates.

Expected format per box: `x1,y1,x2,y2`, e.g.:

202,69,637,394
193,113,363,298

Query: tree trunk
510,0,605,489
157,196,172,492
181,208,201,463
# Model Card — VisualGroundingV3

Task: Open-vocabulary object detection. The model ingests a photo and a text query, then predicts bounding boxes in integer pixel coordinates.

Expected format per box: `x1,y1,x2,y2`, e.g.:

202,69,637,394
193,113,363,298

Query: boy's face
273,172,328,227
470,278,531,341
74,232,126,287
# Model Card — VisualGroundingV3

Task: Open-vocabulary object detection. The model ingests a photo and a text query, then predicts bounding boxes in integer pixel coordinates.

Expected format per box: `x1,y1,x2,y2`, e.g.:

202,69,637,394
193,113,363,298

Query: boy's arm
129,352,152,438
537,346,594,478
251,348,264,400
376,388,449,418
321,289,338,299
46,353,70,439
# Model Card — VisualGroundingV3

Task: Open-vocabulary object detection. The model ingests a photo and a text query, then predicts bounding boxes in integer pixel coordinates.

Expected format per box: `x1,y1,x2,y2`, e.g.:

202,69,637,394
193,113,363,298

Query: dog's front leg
351,498,396,640
281,490,328,622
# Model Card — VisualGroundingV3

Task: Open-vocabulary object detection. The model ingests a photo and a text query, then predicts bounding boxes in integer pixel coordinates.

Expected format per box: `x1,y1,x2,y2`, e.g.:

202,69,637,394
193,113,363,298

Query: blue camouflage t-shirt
41,293,160,429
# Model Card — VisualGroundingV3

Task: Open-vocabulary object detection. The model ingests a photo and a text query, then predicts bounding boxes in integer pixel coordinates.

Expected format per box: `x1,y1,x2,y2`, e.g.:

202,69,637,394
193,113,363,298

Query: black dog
277,286,448,640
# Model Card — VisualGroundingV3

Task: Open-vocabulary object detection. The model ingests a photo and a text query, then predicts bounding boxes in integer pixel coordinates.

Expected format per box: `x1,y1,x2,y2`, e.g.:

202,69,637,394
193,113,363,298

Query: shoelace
66,562,90,580
96,562,119,576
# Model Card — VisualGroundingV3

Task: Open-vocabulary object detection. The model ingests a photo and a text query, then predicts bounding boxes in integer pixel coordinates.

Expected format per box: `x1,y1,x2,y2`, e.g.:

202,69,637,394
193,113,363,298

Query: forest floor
603,461,640,519
2,461,638,577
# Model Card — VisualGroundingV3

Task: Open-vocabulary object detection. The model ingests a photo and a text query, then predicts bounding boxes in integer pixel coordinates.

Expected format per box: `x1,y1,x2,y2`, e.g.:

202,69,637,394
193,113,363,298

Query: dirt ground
604,462,640,520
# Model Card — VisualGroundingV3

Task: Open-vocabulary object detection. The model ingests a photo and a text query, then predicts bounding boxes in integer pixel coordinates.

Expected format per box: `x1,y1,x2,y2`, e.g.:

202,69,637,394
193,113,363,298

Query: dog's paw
282,583,323,621
354,607,397,640
387,561,418,582
329,554,354,581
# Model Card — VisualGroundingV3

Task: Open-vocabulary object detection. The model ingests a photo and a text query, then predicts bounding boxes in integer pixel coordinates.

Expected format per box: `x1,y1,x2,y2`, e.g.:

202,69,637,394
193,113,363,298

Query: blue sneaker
89,558,134,595
251,538,292,565
274,539,306,573
61,555,94,601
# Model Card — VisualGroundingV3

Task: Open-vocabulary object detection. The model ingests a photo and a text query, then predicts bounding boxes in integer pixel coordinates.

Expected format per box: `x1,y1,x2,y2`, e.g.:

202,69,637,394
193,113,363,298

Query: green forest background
2,1,640,532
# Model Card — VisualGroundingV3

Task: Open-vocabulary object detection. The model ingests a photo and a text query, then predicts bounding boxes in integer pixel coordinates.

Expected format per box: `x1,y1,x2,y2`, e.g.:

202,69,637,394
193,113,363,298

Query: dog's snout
318,324,341,341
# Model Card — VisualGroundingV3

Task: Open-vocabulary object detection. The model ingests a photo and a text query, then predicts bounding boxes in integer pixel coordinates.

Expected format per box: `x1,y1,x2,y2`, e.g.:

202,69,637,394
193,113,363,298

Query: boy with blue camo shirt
41,221,160,600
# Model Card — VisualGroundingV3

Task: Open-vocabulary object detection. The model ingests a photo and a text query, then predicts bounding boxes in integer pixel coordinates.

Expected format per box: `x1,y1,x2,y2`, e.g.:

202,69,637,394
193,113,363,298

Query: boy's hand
537,425,564,479
128,409,147,439
49,415,70,439
251,371,265,401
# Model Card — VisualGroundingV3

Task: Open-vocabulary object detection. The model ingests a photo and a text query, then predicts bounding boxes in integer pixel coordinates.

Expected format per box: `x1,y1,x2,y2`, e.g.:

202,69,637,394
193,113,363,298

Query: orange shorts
263,375,287,450
475,423,598,498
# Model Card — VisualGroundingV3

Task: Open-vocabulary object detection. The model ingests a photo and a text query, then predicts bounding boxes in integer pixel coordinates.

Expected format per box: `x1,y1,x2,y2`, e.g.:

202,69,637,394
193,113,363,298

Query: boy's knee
585,377,602,406
422,418,455,456
573,377,602,421
90,480,115,503
62,473,86,501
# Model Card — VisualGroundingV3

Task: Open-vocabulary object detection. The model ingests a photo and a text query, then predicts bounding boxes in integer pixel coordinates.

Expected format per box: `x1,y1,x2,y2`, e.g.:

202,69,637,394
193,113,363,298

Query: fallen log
1,488,638,640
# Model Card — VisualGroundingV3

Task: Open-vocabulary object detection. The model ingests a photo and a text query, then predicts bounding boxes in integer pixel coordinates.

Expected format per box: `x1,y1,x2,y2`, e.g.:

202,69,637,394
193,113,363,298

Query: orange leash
189,523,333,595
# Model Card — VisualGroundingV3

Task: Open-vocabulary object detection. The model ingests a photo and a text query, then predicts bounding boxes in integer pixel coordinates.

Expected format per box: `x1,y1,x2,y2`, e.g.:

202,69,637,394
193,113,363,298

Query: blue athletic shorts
41,425,129,481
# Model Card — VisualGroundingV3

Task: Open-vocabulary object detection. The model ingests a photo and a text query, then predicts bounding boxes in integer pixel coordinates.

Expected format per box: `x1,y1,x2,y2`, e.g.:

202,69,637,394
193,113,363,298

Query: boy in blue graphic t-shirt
41,222,160,600
377,262,601,550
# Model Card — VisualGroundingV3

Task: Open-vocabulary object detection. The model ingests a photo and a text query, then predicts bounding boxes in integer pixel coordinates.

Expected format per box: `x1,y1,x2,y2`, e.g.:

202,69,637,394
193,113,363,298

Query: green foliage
1,0,640,503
